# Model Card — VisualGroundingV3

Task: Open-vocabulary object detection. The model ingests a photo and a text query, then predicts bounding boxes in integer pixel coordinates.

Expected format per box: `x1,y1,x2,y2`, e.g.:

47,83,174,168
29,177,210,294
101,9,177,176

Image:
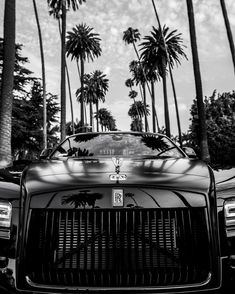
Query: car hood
23,157,212,195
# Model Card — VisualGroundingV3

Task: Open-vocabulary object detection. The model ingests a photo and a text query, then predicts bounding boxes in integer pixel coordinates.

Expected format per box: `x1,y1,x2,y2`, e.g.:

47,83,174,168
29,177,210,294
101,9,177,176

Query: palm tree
76,70,109,132
220,0,235,76
76,73,93,127
125,78,142,125
33,0,47,149
123,27,141,60
47,0,86,140
95,108,116,132
123,28,154,132
130,117,143,132
186,0,210,162
0,0,15,167
49,4,76,135
66,24,102,131
128,101,150,132
140,25,187,145
91,70,109,132
129,60,149,132
144,65,160,133
140,26,187,139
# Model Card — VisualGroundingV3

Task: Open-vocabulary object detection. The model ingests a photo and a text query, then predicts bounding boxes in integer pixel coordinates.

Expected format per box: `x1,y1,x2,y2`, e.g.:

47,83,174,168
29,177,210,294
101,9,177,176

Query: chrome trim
26,273,213,291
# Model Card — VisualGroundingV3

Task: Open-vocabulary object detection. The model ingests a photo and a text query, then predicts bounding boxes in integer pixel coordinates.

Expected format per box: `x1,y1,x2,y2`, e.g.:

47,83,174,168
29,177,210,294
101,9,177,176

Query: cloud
5,0,234,135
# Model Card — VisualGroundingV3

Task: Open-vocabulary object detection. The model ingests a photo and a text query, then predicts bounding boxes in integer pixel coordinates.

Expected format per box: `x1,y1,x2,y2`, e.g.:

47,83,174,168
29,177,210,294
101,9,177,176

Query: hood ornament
109,157,127,182
112,157,123,174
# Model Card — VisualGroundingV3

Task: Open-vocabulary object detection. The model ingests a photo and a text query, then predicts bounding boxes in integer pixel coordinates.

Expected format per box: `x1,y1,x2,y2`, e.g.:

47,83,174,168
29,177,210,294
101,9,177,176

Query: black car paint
0,132,234,293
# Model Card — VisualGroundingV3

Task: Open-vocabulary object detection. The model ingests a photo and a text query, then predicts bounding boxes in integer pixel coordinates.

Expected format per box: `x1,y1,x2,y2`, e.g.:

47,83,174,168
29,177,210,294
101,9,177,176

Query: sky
1,0,235,135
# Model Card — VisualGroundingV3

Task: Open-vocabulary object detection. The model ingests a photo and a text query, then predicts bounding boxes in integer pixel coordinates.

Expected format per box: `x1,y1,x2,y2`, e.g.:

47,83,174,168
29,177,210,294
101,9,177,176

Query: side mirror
39,148,52,160
182,147,197,159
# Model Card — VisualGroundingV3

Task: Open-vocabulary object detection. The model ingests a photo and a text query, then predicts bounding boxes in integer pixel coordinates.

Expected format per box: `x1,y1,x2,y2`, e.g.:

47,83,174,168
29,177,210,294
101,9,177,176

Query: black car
0,132,235,293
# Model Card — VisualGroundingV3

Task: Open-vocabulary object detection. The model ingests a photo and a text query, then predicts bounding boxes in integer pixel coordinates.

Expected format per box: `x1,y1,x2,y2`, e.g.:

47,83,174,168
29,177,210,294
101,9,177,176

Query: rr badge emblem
112,189,124,207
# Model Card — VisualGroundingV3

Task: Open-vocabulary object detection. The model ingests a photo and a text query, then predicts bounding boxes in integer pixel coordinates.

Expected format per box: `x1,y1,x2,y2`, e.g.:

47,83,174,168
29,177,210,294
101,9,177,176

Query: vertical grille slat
26,208,211,288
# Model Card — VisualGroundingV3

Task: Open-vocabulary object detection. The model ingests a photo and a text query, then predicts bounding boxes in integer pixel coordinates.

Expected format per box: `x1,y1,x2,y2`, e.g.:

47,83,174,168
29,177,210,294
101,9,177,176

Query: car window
51,133,184,159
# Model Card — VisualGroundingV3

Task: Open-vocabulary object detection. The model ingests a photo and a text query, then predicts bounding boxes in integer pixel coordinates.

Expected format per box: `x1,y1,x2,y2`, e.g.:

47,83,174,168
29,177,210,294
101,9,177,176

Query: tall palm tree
169,67,183,147
129,60,149,132
0,0,15,167
91,70,109,132
47,0,86,140
56,14,75,134
123,27,141,60
128,101,150,132
76,73,93,127
66,24,102,131
130,117,143,132
150,0,186,141
186,0,210,162
220,0,235,76
144,65,160,133
76,70,109,132
140,26,187,139
123,28,154,132
125,78,141,120
95,108,116,132
33,0,47,149
49,4,76,135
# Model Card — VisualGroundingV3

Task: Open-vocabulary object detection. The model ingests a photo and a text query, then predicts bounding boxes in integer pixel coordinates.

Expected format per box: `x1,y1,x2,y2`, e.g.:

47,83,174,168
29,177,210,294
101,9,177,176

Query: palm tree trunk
138,83,149,132
142,83,148,132
60,0,66,140
151,0,171,137
58,19,74,134
151,79,160,132
0,0,15,167
89,102,93,130
33,0,47,148
80,57,85,130
133,98,141,121
133,42,152,132
65,64,75,134
96,101,99,132
133,42,152,99
169,67,182,147
186,0,210,162
220,0,235,76
162,62,170,137
151,80,156,132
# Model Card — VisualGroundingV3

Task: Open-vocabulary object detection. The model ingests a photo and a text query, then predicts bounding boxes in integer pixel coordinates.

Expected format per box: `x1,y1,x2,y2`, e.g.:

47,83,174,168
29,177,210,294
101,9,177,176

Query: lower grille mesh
25,208,210,287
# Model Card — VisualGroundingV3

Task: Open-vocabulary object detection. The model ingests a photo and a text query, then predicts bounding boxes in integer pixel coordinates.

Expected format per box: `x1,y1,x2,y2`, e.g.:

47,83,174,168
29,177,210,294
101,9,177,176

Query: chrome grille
25,208,210,287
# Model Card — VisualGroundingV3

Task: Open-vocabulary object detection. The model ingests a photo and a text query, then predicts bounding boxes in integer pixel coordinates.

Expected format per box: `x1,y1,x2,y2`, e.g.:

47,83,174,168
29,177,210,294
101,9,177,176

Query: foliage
0,38,59,160
66,23,101,62
94,108,117,132
188,90,235,167
123,27,140,45
76,70,109,104
139,25,187,77
0,38,35,97
128,101,150,118
129,60,146,85
76,70,109,130
66,23,102,128
12,81,60,159
48,0,86,18
130,118,143,132
66,119,91,135
128,101,150,132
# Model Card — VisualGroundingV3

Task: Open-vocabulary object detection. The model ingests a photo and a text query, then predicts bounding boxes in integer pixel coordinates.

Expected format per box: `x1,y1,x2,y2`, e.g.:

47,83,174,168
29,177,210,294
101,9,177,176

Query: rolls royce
0,132,235,293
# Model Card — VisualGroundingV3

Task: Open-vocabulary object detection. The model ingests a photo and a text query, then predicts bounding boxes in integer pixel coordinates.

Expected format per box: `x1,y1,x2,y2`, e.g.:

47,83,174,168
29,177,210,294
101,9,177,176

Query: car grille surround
25,207,211,288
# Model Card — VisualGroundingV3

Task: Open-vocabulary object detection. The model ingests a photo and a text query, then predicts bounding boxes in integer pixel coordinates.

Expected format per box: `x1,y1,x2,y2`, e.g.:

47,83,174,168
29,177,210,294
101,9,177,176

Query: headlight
0,201,12,228
224,199,235,238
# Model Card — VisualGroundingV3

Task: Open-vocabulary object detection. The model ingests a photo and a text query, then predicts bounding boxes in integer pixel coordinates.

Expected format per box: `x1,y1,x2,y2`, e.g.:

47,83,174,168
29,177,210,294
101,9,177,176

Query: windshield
51,133,184,159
